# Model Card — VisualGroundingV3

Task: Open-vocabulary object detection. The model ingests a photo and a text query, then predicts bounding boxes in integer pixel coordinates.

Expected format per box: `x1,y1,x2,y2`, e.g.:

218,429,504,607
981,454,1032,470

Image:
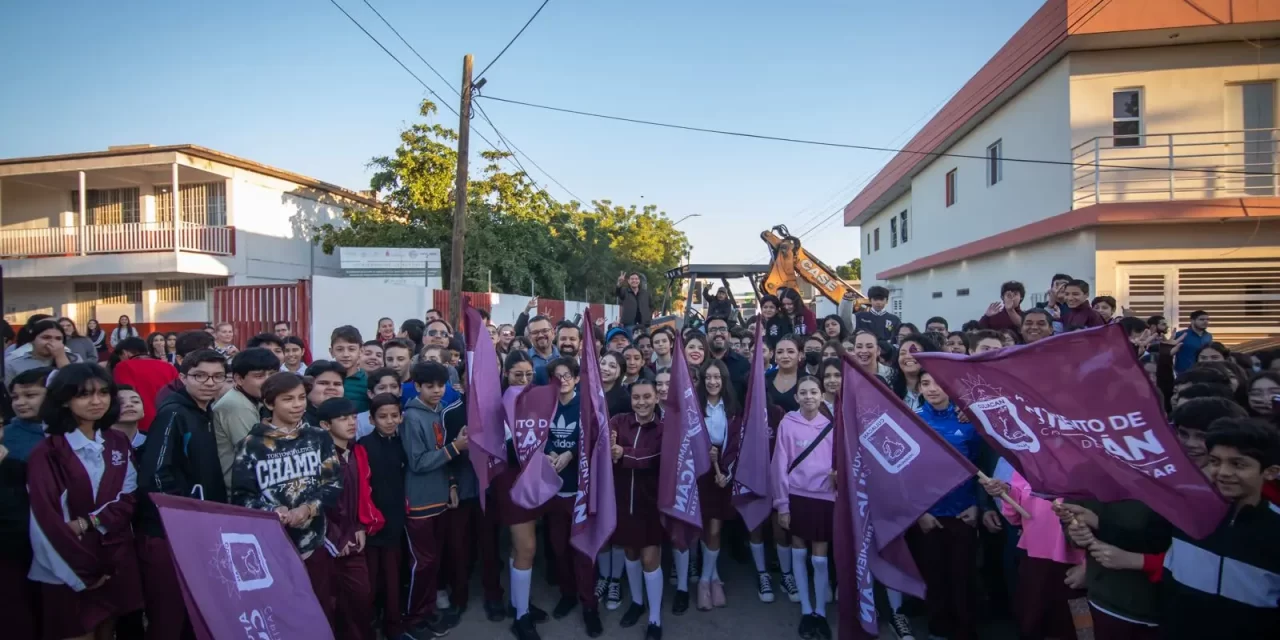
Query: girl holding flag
609,378,667,640
693,359,740,612
772,376,836,640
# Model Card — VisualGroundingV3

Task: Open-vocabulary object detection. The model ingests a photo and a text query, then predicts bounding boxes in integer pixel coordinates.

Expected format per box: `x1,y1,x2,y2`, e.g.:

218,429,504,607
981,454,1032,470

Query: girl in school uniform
27,363,144,640
692,359,740,612
609,379,667,640
771,377,835,640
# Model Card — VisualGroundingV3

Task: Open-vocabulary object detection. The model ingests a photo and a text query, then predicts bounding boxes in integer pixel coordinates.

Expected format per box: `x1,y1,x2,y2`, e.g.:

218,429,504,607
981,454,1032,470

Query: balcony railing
0,222,233,258
1072,128,1279,207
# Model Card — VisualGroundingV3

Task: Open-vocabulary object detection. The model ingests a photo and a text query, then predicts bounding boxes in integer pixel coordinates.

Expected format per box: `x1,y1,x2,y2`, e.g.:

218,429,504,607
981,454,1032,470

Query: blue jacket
915,402,983,518
3,418,45,462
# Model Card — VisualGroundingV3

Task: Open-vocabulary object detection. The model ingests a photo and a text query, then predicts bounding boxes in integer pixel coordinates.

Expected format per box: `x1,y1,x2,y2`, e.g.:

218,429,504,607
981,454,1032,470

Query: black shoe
413,616,450,638
645,622,663,640
798,614,816,640
671,589,689,616
812,614,832,640
509,613,541,640
484,599,506,622
583,607,604,638
619,603,646,628
436,608,461,631
552,594,578,619
506,603,549,624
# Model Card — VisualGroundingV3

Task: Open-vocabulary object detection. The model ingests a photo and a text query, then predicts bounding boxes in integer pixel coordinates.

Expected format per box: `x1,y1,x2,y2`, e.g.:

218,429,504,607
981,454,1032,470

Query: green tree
836,258,861,281
314,100,689,302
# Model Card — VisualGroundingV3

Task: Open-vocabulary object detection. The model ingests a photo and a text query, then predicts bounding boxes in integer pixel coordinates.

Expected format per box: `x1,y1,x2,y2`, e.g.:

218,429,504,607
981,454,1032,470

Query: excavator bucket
760,226,863,303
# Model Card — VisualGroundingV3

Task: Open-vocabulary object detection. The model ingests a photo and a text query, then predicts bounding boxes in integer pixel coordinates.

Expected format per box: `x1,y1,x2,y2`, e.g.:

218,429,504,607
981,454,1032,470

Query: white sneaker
889,612,916,640
756,572,775,603
436,589,450,611
594,576,609,601
606,578,622,611
781,572,800,603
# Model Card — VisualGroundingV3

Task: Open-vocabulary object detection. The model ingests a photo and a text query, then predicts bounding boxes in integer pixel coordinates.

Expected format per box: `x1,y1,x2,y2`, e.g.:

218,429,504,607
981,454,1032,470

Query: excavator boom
760,225,862,304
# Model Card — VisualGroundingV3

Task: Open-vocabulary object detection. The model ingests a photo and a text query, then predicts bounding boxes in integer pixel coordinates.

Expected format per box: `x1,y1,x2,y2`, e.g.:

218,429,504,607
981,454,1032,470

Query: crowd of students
0,269,1278,640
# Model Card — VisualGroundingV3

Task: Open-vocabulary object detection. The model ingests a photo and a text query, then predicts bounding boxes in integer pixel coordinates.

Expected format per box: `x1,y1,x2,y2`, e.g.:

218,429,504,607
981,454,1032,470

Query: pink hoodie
1001,471,1084,565
771,410,835,514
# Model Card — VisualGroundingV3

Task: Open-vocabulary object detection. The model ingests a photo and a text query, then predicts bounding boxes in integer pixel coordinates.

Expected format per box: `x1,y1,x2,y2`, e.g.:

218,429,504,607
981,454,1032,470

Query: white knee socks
750,542,767,573
625,558,645,606
674,549,690,592
811,555,829,617
791,547,812,615
886,587,904,612
511,564,532,618
777,543,793,574
700,541,720,582
644,568,664,625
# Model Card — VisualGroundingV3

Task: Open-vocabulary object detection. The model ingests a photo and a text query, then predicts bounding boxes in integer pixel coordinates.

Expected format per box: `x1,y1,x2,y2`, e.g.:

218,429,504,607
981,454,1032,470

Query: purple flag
510,383,563,509
571,308,617,558
465,301,506,510
658,331,713,546
915,324,1228,539
835,359,976,637
721,316,772,531
153,494,334,640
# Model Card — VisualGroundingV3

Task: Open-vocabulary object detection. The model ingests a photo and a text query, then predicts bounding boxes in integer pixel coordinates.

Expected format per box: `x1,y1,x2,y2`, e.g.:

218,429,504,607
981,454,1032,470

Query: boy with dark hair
135,349,232,639
318,397,384,640
854,285,901,342
156,330,218,404
1173,310,1213,375
213,347,281,486
1035,273,1072,334
360,393,409,639
979,280,1025,332
1155,418,1280,639
1173,383,1235,409
360,340,385,375
383,338,414,383
925,316,948,333
113,383,147,450
1061,279,1104,331
401,362,468,635
357,367,402,440
1092,296,1118,323
0,366,51,639
437,360,478,617
1170,397,1249,467
282,335,308,374
246,332,285,360
331,326,369,412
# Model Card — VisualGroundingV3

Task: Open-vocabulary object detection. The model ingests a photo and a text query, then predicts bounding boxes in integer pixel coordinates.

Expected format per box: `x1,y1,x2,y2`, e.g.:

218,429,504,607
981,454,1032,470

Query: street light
672,213,701,226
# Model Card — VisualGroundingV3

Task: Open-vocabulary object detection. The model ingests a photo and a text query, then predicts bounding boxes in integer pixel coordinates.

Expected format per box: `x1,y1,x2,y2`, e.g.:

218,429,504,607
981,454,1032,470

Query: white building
0,144,370,333
846,0,1280,343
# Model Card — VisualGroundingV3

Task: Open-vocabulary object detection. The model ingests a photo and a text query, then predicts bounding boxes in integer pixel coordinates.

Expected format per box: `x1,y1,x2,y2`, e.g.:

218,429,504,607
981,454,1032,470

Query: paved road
445,552,1018,640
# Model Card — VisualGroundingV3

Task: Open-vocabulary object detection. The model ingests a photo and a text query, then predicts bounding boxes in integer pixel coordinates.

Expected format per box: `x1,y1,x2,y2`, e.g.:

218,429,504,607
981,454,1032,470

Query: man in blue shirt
1173,310,1212,375
527,314,560,385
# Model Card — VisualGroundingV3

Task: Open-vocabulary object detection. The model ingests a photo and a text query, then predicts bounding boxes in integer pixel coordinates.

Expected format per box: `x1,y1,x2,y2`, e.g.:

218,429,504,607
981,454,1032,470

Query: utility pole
448,54,474,331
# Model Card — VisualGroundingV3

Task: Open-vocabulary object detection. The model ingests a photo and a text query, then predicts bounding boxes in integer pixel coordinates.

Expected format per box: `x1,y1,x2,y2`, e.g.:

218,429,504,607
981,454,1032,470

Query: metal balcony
0,222,233,258
1072,128,1279,207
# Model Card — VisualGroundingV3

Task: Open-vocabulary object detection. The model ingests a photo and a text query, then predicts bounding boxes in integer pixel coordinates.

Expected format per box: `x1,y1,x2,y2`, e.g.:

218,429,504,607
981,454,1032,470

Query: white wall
2,279,71,322
0,179,71,228
856,60,1073,289
310,276,435,351
885,230,1098,327
228,169,347,283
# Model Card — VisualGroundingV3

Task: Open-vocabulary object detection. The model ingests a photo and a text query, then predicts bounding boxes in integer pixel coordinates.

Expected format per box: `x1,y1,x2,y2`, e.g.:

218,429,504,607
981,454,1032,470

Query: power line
476,101,585,202
359,0,458,97
476,0,551,81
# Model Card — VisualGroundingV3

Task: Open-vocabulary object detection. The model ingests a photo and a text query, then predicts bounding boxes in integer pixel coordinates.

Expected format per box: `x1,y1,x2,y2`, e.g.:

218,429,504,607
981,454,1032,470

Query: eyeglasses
500,331,515,337
531,328,553,337
707,327,729,334
426,329,451,338
185,372,227,384
555,372,576,381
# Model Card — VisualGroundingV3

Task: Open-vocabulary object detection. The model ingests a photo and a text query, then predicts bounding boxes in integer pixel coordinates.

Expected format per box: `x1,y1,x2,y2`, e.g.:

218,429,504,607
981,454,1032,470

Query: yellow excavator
760,225,863,304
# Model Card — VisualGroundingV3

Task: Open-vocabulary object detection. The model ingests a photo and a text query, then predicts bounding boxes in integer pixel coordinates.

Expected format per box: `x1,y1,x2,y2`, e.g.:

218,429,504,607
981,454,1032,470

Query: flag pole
978,471,1032,520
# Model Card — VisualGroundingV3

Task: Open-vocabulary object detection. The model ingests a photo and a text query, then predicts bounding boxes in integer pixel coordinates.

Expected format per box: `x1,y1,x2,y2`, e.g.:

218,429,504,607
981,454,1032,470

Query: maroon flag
658,331,713,547
835,359,976,637
510,383,563,509
465,301,506,510
915,324,1228,539
153,494,334,640
571,308,617,558
721,316,772,531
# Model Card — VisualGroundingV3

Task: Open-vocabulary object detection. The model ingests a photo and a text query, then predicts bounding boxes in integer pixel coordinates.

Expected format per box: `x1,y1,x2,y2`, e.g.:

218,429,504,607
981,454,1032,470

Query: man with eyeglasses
135,349,233,638
705,316,749,400
527,314,560,385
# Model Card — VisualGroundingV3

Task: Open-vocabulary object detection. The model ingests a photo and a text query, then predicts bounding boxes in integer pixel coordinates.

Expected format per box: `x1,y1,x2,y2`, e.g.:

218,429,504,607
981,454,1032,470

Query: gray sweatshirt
400,396,459,519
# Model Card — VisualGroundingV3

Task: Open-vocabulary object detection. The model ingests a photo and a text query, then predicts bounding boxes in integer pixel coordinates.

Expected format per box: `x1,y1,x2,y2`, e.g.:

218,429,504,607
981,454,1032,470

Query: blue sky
0,0,1042,268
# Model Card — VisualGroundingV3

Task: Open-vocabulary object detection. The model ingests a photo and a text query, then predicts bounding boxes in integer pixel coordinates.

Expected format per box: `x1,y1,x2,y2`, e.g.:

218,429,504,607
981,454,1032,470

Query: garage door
1117,261,1280,346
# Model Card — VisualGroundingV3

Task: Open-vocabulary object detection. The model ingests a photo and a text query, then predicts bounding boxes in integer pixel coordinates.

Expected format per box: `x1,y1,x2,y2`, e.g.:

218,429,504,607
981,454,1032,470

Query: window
873,228,880,251
866,233,872,254
956,288,970,297
1112,89,1142,147
96,281,143,305
156,278,228,302
986,140,1003,186
891,298,903,314
945,169,957,207
890,217,898,247
69,188,140,225
899,210,908,244
931,291,943,299
155,181,227,226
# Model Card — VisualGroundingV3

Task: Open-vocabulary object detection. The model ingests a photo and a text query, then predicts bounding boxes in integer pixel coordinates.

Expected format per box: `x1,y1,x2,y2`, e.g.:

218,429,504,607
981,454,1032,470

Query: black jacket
0,456,29,559
718,350,750,401
615,285,653,328
764,315,792,348
1160,501,1280,639
441,397,475,500
703,286,734,321
358,428,407,547
136,388,226,538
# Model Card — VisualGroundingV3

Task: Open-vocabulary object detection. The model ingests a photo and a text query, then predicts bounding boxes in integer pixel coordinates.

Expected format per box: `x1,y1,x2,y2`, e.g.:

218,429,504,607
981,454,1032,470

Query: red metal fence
212,280,311,349
430,290,493,322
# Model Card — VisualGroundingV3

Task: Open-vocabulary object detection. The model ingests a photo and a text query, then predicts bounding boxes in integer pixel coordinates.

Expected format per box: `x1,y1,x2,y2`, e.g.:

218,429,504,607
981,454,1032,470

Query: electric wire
476,0,551,81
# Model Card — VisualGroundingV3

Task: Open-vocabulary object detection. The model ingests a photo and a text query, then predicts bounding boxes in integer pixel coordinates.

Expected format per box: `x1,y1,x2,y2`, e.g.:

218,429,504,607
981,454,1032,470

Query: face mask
804,352,821,367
